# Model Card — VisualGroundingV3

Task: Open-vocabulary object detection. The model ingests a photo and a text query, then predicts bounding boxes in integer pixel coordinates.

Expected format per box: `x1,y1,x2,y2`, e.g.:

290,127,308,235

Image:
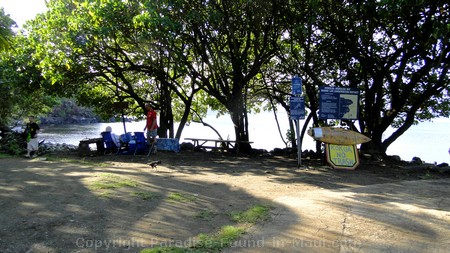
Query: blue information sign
319,86,360,120
292,76,302,95
290,96,305,120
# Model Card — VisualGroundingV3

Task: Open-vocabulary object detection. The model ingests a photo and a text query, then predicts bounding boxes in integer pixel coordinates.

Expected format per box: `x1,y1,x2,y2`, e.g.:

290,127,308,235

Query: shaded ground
0,151,449,252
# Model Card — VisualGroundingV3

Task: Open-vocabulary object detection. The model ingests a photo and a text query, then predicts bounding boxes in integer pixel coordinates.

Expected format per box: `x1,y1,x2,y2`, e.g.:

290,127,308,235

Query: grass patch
0,153,14,159
45,156,109,167
140,247,188,253
193,225,245,251
230,204,271,223
167,192,196,202
139,203,271,253
195,209,217,221
140,225,245,253
90,173,138,190
132,191,161,200
97,191,113,199
419,171,434,179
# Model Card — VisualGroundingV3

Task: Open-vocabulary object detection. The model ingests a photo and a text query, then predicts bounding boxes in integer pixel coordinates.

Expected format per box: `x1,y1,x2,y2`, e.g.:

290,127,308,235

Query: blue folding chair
133,132,147,155
101,131,119,154
120,132,132,143
118,132,135,155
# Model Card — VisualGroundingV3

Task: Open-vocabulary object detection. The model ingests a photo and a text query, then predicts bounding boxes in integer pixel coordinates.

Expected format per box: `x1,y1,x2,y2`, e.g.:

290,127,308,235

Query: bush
0,131,25,156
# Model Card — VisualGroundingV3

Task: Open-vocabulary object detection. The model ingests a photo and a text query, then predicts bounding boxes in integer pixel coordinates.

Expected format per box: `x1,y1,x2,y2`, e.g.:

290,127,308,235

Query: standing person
143,103,158,153
24,116,40,158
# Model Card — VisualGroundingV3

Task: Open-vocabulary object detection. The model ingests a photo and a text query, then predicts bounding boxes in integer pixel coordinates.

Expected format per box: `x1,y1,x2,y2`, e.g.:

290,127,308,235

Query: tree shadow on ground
92,150,449,189
0,155,299,252
300,179,450,252
2,150,449,252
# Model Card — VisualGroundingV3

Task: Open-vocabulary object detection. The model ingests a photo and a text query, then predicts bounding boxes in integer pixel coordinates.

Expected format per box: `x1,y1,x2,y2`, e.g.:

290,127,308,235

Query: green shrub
0,131,25,156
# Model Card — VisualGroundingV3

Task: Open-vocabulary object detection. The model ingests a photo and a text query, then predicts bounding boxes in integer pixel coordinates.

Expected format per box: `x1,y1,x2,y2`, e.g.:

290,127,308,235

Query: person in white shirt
105,126,120,147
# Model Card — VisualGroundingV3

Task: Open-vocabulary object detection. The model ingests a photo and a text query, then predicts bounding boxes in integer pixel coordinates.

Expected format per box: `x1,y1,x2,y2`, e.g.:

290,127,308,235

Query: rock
259,152,273,158
404,164,434,171
303,149,316,157
362,153,372,160
39,116,100,125
389,155,402,162
251,149,268,155
433,166,450,174
437,162,449,167
411,156,423,165
372,154,384,162
39,142,78,154
271,148,285,156
180,142,194,151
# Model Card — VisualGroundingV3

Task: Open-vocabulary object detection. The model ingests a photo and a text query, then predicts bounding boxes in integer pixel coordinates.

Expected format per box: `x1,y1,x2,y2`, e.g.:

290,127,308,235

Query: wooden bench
184,138,253,152
78,138,105,156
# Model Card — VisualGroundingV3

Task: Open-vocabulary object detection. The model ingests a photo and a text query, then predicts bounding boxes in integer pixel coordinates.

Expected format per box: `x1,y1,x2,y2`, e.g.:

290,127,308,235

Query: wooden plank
185,138,253,153
185,138,228,142
185,138,253,144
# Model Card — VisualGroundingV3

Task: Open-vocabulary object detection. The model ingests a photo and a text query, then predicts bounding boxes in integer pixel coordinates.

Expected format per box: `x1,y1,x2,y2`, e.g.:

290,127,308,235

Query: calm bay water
383,118,450,164
38,112,450,164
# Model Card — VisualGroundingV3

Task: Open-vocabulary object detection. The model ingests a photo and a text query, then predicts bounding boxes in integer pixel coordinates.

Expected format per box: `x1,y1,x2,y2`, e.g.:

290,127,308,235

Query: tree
0,8,57,134
263,0,341,152
0,8,15,52
139,0,290,152
27,0,291,153
27,0,205,139
283,0,449,155
16,0,449,157
0,9,16,132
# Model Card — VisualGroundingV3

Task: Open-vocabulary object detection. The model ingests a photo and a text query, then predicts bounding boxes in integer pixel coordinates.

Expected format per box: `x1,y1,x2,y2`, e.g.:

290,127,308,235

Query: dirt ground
1,150,449,253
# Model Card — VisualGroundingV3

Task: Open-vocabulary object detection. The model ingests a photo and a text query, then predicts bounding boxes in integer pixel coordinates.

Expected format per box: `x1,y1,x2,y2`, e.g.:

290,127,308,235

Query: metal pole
296,120,301,167
121,109,127,134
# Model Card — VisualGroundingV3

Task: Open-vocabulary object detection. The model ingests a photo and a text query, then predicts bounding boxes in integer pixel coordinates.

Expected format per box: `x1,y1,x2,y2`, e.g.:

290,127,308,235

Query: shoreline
33,140,450,167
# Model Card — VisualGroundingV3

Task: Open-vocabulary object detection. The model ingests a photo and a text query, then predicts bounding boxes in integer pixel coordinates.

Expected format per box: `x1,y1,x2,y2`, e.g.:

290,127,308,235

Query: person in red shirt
144,103,158,152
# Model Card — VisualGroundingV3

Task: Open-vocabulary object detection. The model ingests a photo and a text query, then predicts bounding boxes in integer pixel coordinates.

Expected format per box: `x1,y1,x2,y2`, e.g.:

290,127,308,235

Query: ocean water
38,111,450,164
383,118,450,164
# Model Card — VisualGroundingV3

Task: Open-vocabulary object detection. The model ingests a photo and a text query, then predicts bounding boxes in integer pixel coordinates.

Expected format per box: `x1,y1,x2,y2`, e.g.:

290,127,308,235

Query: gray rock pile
39,142,78,154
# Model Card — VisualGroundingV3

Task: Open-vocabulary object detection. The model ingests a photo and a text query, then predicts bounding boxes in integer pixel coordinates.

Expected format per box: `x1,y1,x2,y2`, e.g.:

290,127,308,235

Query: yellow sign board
325,144,359,170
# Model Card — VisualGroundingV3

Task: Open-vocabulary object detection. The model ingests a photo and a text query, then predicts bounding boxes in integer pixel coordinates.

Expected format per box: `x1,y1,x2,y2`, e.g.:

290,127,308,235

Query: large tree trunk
230,112,252,154
157,83,174,138
174,99,192,140
228,96,252,154
360,132,386,156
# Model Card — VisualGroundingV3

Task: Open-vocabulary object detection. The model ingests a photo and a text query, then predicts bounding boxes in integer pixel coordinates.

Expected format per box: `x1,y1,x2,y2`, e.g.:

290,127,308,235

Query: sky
0,0,47,28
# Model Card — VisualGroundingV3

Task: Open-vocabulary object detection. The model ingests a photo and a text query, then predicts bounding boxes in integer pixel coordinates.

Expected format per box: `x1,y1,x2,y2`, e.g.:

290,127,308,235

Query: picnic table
78,138,104,156
184,138,253,152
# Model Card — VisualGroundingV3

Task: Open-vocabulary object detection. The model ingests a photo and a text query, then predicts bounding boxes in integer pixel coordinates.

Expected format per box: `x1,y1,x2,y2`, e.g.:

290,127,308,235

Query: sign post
290,76,304,167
